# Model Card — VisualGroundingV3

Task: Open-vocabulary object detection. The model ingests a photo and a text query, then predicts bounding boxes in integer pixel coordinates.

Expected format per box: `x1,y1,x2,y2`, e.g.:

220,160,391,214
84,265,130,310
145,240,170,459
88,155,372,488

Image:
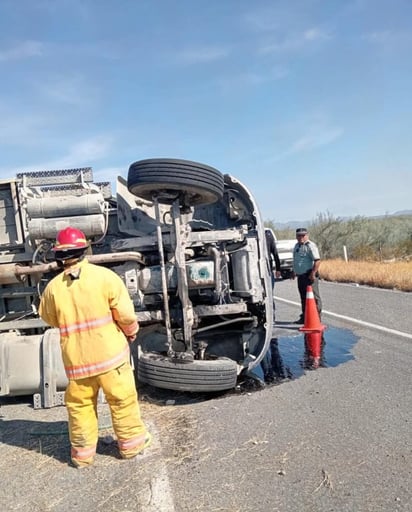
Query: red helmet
53,227,88,252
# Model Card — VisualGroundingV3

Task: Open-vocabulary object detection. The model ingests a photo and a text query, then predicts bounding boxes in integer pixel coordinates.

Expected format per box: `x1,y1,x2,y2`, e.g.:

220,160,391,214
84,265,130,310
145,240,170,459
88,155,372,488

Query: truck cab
276,239,296,279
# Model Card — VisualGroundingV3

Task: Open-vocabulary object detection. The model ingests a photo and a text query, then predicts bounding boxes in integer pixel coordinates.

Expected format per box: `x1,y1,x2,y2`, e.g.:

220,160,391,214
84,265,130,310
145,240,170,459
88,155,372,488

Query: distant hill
274,210,412,230
392,210,412,216
274,220,308,230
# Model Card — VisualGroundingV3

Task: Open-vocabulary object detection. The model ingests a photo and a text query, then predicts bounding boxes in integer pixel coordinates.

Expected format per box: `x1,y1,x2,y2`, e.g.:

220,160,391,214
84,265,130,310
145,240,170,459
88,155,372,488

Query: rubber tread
127,158,224,205
137,353,238,392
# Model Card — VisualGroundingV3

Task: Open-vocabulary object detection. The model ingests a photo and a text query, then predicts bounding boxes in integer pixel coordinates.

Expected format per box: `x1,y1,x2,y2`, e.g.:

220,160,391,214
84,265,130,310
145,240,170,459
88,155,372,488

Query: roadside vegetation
319,259,412,292
266,212,412,292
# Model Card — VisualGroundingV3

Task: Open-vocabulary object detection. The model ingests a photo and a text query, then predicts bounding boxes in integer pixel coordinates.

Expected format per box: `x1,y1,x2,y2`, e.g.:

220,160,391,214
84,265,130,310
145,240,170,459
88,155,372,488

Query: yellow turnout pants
65,362,148,467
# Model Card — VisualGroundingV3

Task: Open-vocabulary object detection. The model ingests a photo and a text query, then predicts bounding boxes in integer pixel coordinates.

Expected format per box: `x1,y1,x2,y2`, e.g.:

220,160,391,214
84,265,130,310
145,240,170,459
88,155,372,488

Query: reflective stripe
307,291,314,299
65,345,130,379
119,320,138,336
118,433,147,451
59,314,113,336
71,445,96,460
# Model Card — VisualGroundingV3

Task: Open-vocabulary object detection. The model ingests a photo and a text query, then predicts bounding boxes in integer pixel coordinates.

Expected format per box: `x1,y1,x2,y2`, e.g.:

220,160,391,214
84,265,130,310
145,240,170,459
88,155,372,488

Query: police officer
292,227,322,323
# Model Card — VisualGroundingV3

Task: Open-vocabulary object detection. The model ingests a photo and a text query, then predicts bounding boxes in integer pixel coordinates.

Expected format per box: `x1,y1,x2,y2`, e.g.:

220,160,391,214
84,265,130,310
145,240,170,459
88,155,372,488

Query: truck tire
137,352,238,392
127,158,224,205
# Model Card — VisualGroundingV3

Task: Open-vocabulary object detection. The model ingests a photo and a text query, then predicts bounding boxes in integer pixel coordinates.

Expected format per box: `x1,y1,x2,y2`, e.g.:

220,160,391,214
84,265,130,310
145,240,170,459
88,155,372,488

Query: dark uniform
293,228,322,323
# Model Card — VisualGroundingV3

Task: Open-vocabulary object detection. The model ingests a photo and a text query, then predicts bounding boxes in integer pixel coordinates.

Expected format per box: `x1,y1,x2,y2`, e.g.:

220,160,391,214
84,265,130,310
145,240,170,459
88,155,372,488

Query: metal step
16,167,93,186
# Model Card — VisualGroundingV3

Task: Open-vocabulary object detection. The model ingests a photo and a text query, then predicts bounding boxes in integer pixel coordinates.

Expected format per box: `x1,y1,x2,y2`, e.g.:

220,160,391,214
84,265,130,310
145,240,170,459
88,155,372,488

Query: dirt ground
0,385,201,512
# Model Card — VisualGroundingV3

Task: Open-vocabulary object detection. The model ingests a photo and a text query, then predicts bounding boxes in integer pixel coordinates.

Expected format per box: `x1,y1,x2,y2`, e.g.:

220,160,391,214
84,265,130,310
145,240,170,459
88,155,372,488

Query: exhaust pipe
0,252,145,285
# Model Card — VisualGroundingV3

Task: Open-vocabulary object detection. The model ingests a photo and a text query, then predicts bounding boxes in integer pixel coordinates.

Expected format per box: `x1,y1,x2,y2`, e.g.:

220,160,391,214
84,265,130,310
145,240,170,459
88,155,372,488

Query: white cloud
242,11,281,33
363,30,392,43
36,74,98,106
31,0,93,22
363,30,412,47
0,107,51,146
289,127,343,153
217,66,288,89
303,28,330,42
175,45,231,65
1,135,114,176
0,40,44,61
267,119,344,163
259,27,332,54
56,135,114,166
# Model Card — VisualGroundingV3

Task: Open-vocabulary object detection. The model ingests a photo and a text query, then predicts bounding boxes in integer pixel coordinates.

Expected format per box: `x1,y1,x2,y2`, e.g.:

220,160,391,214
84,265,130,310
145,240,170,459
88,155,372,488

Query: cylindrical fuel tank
28,214,106,239
0,329,67,397
26,194,105,218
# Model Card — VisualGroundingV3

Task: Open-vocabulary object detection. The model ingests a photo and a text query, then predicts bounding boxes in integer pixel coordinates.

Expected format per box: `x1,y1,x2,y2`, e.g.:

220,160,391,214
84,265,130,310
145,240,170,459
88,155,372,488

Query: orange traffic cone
305,331,322,358
299,285,326,333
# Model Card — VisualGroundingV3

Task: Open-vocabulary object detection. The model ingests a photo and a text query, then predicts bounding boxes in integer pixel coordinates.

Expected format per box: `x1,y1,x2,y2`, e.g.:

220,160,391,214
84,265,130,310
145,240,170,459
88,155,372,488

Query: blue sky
0,0,411,223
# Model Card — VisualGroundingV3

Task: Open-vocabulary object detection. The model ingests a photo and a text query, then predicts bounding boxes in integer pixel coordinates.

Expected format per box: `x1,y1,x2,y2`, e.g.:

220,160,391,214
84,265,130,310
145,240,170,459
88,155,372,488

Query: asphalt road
277,278,412,335
163,279,412,512
0,279,411,512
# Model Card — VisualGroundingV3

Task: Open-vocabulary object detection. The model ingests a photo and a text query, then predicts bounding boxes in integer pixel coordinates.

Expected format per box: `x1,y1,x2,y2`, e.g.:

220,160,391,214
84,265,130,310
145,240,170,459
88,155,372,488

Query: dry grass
139,397,199,466
313,469,334,493
320,259,412,292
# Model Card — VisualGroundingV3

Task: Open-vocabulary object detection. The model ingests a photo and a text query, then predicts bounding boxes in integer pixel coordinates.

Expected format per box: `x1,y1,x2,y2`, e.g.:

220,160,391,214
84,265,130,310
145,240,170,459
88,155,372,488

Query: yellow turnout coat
39,258,138,380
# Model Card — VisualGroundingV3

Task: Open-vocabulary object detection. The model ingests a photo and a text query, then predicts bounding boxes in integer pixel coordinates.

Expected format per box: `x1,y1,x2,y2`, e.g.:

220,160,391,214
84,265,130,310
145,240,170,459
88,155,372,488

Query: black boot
295,314,304,324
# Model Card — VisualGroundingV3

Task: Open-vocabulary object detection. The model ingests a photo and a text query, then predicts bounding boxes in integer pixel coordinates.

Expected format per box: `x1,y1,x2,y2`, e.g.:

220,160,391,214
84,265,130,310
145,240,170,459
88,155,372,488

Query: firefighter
39,226,151,468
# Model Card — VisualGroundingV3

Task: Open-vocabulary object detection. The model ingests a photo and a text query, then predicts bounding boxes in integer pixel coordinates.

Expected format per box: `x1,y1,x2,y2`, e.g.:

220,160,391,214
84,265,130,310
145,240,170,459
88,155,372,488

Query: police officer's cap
296,227,308,235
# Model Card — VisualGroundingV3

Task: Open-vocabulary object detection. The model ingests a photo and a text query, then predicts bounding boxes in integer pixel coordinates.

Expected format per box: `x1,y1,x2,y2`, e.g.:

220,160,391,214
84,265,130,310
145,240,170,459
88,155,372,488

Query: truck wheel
127,158,224,205
137,352,238,392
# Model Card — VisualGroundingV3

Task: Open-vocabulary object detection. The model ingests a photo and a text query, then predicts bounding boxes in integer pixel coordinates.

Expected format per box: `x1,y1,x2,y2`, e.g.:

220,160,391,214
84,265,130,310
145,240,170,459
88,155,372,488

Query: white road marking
141,424,176,512
275,296,412,340
147,464,175,512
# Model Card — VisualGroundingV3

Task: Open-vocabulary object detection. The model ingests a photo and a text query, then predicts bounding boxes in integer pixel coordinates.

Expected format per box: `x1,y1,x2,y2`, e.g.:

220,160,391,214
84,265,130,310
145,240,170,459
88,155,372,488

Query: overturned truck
0,159,273,407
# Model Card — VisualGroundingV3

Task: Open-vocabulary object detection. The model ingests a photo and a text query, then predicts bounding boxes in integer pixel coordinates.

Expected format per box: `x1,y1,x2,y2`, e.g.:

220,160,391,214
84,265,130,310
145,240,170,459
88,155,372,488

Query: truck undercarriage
0,159,272,407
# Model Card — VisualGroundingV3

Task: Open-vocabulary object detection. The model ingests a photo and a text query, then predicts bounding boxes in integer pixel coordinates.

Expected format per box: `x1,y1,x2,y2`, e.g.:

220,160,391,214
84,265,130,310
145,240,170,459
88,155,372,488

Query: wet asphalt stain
137,326,359,402
240,326,358,390
0,327,359,408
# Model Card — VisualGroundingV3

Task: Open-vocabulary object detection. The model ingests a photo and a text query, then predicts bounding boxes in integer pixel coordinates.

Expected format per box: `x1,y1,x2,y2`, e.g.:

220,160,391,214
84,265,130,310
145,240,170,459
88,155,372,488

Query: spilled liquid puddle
1,327,359,408
138,326,359,401
240,326,358,390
